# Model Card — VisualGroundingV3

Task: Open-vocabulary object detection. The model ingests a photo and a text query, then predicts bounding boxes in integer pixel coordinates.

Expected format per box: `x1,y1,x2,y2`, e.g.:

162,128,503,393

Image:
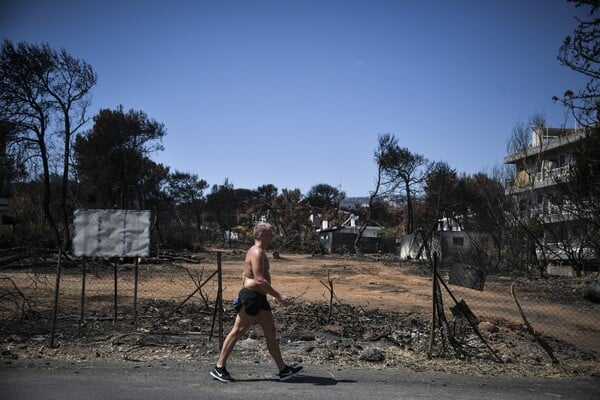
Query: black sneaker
278,365,303,381
210,365,234,383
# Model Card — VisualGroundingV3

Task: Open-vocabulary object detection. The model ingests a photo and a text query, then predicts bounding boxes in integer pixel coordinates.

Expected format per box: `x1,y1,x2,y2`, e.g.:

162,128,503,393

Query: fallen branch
437,271,502,363
365,331,404,347
185,266,210,310
160,269,218,322
157,254,205,264
510,282,560,365
428,253,464,359
288,286,309,302
124,343,170,362
0,276,32,318
384,334,403,347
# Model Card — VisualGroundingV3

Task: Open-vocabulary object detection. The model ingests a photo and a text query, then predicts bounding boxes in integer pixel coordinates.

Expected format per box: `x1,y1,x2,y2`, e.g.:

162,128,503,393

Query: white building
504,126,594,275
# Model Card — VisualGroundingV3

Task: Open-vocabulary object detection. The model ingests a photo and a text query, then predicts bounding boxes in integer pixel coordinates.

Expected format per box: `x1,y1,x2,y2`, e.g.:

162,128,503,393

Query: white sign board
72,209,151,257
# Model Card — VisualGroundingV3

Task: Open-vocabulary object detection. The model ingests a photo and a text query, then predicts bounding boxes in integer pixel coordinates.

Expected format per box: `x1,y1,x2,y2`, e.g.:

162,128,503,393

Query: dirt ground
219,252,434,311
221,253,598,345
1,251,599,379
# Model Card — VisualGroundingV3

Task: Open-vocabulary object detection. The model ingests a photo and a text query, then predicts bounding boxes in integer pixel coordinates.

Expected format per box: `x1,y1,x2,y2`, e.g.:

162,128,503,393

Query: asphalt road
1,359,598,400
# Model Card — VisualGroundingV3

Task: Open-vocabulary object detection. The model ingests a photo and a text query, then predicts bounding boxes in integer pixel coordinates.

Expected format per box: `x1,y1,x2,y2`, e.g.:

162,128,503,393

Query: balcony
504,128,587,164
534,165,571,182
506,201,578,224
504,165,572,195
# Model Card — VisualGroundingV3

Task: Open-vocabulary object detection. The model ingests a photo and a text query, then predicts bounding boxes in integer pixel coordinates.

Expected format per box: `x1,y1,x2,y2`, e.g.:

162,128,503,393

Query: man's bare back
242,244,271,293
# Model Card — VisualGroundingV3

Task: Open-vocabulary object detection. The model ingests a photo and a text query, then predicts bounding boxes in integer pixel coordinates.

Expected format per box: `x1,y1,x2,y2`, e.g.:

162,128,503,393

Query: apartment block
503,126,592,275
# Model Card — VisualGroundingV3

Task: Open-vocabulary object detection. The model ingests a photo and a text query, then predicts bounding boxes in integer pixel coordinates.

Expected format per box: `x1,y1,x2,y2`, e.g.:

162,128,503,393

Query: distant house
398,222,489,263
316,214,383,254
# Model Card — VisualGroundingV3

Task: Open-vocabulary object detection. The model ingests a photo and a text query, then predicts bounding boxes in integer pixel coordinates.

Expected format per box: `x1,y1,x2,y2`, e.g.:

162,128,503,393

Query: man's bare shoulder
246,245,265,260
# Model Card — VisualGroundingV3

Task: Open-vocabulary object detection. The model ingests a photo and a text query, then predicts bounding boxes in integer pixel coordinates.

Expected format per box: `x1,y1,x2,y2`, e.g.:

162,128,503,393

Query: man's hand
276,294,290,306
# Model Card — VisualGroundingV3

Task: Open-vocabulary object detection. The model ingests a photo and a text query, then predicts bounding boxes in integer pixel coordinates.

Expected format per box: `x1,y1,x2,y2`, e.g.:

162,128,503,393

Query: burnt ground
1,252,599,379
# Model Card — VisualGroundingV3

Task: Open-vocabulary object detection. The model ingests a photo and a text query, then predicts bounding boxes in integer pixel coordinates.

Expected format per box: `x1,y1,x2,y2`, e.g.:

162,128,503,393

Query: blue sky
1,0,588,196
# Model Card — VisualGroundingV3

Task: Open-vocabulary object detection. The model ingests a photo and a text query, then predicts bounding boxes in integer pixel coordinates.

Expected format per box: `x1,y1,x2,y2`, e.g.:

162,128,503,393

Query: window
559,154,567,167
537,195,544,205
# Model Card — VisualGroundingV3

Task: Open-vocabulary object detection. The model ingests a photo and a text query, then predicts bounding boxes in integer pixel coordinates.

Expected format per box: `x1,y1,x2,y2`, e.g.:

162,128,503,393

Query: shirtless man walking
210,222,303,382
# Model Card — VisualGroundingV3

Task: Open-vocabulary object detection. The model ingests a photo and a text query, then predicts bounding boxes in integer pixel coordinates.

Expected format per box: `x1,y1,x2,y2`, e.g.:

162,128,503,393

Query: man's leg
255,309,286,371
216,308,254,368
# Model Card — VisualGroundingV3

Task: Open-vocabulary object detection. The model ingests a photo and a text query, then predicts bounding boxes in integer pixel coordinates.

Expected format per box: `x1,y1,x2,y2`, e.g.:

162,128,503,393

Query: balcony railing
506,202,579,224
505,165,572,193
534,165,571,182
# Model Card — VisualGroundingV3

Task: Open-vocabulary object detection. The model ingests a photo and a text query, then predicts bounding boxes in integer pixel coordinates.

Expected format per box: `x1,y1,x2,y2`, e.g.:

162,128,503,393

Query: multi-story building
503,126,592,275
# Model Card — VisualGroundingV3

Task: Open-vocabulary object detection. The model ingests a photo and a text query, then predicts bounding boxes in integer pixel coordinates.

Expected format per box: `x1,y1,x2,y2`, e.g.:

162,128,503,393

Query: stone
359,348,385,362
478,321,499,334
583,280,600,303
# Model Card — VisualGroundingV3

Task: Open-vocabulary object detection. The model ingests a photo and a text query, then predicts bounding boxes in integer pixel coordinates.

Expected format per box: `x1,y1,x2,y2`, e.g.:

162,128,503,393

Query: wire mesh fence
1,252,598,367
421,264,600,371
437,274,600,356
0,254,226,346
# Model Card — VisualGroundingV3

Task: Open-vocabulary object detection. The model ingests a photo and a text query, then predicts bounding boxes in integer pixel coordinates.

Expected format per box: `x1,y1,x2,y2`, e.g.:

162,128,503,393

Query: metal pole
79,260,86,329
427,251,438,358
113,261,118,327
133,257,139,330
217,252,224,349
50,249,63,348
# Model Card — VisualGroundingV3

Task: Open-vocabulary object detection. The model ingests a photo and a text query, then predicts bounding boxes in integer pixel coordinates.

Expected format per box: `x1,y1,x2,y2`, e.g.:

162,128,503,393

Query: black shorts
234,288,271,316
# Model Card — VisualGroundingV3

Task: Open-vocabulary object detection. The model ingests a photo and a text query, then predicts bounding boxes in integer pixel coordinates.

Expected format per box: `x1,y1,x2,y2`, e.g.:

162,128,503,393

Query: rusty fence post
217,252,224,349
49,249,63,348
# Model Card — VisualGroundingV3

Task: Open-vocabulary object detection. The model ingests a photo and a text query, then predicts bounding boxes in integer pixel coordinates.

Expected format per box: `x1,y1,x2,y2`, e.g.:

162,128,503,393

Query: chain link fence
428,264,599,366
1,251,598,368
0,253,226,346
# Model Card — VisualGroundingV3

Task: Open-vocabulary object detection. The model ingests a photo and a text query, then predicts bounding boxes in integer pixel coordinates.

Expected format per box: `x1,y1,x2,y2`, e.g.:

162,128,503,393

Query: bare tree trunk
60,112,71,251
354,166,382,255
38,130,61,248
405,179,414,234
151,208,164,244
